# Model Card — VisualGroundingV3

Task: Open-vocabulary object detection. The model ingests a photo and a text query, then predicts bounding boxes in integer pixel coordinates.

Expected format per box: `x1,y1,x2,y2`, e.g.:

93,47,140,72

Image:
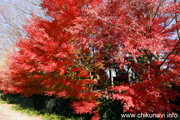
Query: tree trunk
110,68,114,87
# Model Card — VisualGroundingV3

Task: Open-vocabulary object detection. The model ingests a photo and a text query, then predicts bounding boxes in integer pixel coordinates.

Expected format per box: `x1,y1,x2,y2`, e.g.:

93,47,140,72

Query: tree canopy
0,0,180,119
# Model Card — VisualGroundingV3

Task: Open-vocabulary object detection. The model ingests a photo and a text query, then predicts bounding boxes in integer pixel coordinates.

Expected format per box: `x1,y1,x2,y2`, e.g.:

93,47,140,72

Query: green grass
11,104,41,117
11,104,62,120
0,94,8,104
0,98,7,104
11,104,85,120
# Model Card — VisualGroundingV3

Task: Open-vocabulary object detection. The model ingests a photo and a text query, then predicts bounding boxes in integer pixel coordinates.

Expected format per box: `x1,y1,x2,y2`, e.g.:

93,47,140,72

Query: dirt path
0,104,41,120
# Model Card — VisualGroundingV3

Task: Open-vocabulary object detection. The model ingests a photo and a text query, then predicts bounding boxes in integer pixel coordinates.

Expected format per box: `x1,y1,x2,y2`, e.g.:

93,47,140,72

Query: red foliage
0,0,180,119
108,74,180,114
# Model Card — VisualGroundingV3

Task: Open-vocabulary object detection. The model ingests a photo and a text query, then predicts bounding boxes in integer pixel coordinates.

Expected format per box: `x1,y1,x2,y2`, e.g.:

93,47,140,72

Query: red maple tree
0,0,179,119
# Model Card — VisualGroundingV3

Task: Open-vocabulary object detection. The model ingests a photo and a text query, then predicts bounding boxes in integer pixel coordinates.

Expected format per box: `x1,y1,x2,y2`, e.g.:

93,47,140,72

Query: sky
0,0,46,59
